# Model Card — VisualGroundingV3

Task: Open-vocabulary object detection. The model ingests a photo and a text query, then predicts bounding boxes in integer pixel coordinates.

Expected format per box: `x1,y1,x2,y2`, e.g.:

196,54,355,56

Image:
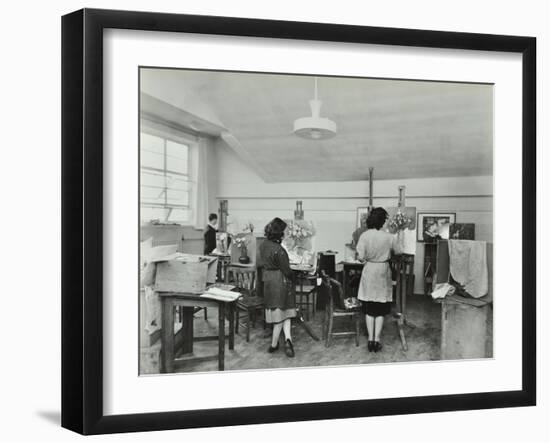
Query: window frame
139,125,197,225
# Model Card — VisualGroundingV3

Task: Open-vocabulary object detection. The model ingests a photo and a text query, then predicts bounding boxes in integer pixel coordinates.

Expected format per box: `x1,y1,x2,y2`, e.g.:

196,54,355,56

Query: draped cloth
448,240,488,298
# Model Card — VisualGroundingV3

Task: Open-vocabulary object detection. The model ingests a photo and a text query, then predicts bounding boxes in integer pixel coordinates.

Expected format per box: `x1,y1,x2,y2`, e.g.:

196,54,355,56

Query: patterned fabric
448,240,488,298
259,240,297,312
356,229,402,303
265,308,297,324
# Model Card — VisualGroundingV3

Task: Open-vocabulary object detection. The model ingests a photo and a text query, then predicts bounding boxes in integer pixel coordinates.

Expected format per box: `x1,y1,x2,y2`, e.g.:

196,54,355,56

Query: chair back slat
229,267,256,295
321,271,347,311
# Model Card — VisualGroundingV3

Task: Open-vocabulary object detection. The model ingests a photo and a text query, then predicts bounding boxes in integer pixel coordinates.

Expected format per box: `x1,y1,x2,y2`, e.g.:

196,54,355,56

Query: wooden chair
294,252,319,320
227,267,263,342
295,275,317,321
321,272,361,347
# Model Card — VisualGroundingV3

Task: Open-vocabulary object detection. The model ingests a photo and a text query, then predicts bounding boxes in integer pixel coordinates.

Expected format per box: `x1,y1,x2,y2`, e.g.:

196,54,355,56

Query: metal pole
368,167,374,209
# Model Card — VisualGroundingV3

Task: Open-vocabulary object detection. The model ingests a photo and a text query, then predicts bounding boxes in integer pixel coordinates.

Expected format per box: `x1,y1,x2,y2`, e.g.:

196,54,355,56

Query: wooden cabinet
434,240,493,360
441,298,492,359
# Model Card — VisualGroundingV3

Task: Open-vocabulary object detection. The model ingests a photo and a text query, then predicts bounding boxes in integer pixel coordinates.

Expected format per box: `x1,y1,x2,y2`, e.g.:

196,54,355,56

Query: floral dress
259,239,297,323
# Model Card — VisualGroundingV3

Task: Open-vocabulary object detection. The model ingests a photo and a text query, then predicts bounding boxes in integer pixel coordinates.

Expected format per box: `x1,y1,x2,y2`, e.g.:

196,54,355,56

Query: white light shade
293,98,337,140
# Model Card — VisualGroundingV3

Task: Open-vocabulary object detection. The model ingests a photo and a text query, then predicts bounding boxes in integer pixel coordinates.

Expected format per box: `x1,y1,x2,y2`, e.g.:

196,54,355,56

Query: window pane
141,170,166,188
140,206,168,223
141,150,164,170
166,141,188,174
166,173,192,191
167,208,191,223
141,133,164,153
167,189,189,206
140,186,165,204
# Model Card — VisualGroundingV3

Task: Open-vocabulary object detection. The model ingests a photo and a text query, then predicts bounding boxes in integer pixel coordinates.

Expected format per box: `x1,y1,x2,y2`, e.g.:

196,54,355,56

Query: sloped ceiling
140,68,493,182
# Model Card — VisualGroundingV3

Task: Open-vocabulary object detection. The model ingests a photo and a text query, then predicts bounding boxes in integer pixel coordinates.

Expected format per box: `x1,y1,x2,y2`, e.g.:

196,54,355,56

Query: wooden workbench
158,292,236,372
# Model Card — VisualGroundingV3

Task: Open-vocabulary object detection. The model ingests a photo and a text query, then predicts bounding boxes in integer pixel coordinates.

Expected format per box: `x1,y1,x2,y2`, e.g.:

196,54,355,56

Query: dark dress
203,224,217,255
259,239,296,323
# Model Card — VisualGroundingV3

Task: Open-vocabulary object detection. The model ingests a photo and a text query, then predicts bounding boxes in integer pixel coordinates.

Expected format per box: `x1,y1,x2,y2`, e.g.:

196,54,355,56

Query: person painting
259,217,296,357
356,207,403,352
203,213,218,255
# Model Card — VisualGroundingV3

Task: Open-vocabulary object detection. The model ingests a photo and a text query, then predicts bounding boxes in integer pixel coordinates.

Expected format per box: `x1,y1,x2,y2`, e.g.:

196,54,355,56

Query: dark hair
264,217,287,242
366,207,389,230
208,213,218,222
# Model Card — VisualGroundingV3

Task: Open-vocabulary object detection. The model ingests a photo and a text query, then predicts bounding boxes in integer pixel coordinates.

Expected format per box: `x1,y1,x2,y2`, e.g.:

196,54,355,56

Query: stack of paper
200,287,242,302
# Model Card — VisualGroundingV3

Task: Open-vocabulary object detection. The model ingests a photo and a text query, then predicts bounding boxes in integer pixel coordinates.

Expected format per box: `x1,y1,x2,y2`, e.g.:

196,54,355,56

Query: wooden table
158,292,236,372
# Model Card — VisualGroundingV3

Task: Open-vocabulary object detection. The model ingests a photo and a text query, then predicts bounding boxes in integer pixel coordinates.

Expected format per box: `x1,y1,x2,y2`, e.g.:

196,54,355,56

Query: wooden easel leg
395,314,408,351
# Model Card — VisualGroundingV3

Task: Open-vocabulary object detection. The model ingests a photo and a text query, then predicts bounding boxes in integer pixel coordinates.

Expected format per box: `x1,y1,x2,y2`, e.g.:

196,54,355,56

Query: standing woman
259,217,296,357
356,207,403,352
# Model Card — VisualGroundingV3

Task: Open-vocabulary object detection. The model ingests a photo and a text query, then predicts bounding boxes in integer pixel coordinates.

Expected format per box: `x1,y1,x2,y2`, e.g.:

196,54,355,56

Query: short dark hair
208,213,218,222
264,217,287,242
366,207,388,230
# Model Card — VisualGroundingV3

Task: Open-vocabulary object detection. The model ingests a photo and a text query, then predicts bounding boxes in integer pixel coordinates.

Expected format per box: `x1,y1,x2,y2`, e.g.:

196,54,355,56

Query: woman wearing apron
259,217,297,357
356,207,403,352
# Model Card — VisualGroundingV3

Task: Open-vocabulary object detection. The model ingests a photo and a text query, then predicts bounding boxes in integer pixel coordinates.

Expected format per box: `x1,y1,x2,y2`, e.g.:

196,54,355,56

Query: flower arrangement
242,222,254,233
388,210,413,232
286,220,315,240
233,235,250,250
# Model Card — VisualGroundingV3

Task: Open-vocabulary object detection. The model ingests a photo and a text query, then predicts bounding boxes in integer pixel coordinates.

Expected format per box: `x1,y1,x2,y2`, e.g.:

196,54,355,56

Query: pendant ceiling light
293,77,337,140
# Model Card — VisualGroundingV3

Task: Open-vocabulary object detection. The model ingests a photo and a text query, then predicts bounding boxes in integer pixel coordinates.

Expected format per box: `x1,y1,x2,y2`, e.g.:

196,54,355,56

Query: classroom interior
138,68,494,375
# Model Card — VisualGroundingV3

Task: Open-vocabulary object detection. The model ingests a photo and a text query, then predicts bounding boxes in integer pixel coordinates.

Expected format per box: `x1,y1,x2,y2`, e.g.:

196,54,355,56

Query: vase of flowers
233,235,251,264
238,247,250,264
387,210,413,233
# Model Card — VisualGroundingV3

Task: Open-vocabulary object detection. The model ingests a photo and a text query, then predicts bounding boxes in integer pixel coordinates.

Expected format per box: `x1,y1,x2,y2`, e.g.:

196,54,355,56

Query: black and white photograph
417,212,456,242
139,68,494,375
450,223,476,240
1,0,546,441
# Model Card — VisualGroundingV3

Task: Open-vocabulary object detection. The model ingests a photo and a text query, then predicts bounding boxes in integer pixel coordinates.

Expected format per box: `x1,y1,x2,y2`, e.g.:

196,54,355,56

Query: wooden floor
145,293,466,374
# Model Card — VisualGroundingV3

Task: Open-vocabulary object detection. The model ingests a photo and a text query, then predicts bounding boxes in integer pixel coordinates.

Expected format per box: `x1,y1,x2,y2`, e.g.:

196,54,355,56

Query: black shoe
284,339,295,358
374,341,383,353
367,341,375,352
268,342,279,353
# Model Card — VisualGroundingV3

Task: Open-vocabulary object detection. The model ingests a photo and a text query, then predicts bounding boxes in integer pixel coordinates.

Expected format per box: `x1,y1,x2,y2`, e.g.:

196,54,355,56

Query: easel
392,186,416,351
214,200,231,282
291,200,320,341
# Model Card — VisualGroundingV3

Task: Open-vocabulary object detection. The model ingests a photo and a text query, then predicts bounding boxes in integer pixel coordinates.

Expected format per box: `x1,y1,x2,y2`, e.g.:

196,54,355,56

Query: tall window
140,132,194,224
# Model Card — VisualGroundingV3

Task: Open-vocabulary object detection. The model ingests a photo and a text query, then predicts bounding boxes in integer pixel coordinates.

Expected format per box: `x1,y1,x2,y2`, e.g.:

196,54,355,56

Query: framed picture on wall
62,8,536,435
450,223,476,240
417,212,456,242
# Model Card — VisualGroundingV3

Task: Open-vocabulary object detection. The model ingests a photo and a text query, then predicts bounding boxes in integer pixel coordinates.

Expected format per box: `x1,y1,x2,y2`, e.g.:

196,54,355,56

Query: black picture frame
62,8,536,435
417,212,457,242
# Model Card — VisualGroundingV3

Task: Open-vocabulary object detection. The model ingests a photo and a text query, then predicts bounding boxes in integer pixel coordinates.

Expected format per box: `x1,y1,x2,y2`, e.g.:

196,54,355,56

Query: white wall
214,139,493,292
